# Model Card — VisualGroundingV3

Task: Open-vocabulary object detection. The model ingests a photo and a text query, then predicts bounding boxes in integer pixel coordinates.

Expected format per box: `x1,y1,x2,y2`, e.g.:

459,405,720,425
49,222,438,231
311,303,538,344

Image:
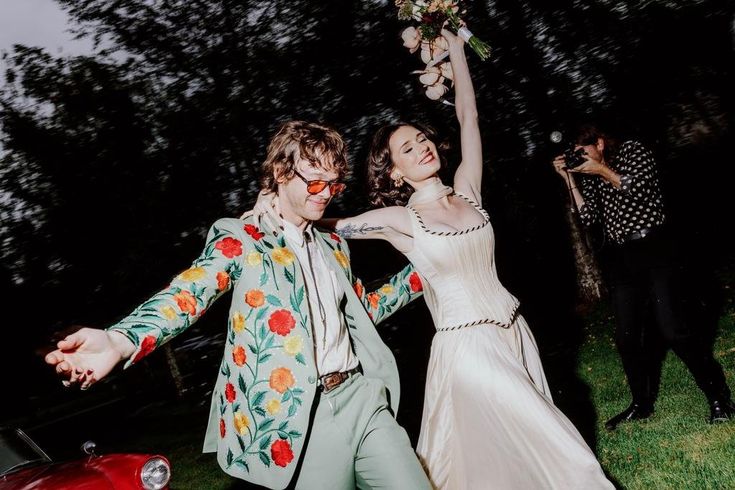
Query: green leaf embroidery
234,460,249,472
288,430,303,438
226,448,234,466
287,403,298,417
259,434,273,450
295,353,306,365
258,451,271,467
259,418,275,431
237,435,246,452
282,390,293,402
259,271,268,286
259,353,272,364
238,373,248,394
278,421,288,431
284,267,294,284
253,406,266,417
266,295,282,307
251,391,267,406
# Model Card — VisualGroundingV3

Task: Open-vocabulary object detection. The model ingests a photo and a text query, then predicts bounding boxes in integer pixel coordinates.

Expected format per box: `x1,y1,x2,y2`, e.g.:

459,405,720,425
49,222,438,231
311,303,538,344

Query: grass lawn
118,303,735,489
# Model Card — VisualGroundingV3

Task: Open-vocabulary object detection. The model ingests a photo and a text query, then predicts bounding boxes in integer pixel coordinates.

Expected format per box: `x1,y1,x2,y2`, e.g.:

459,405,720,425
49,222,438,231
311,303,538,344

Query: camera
562,146,587,169
549,131,587,170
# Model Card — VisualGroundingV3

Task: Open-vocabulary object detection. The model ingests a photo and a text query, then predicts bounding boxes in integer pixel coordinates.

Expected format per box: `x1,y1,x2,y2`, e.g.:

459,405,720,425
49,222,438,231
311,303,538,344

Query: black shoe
709,399,735,424
605,403,654,431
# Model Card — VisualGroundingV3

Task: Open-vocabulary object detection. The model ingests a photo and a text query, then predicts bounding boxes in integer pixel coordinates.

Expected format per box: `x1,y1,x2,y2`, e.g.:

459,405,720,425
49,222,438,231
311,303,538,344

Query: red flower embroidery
216,271,230,291
219,418,226,438
232,345,247,366
271,439,294,467
409,272,423,293
225,382,236,403
330,233,341,243
215,237,243,258
132,335,157,363
268,309,296,336
367,292,380,309
244,224,265,240
353,281,364,299
174,290,197,316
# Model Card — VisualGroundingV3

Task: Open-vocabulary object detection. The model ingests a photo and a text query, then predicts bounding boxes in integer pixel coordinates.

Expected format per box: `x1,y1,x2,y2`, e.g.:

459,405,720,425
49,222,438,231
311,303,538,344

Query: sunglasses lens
330,183,346,195
306,181,328,194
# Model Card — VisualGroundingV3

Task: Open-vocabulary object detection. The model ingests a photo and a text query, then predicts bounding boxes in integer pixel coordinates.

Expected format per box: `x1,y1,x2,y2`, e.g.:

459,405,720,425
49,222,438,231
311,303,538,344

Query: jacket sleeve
107,218,245,368
353,263,424,325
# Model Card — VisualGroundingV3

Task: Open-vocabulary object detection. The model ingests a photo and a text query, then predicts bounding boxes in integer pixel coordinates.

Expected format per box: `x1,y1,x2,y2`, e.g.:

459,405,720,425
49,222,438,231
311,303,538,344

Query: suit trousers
602,229,730,407
293,373,430,489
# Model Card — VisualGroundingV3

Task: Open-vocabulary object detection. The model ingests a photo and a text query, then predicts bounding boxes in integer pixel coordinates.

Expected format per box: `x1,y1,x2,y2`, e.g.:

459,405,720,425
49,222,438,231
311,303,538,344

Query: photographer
552,122,734,430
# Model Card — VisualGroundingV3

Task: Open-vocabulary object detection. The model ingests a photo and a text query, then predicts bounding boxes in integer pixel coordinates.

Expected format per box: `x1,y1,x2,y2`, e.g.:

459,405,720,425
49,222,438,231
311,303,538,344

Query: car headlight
140,457,171,490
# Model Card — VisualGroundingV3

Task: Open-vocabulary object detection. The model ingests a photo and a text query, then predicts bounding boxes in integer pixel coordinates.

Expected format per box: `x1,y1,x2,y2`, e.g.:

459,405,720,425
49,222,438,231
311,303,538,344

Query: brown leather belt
318,367,360,393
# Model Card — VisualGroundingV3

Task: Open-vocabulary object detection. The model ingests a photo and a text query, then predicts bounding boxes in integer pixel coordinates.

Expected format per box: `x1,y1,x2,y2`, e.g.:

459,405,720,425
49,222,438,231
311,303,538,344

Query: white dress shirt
281,220,359,376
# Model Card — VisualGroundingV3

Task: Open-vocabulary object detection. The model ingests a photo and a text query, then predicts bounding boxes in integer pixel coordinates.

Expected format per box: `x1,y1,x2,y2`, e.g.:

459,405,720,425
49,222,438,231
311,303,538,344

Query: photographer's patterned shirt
577,140,665,244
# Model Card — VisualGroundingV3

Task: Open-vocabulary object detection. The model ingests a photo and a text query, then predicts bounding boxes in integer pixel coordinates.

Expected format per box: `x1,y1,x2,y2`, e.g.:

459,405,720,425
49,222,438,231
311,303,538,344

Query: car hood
0,454,148,490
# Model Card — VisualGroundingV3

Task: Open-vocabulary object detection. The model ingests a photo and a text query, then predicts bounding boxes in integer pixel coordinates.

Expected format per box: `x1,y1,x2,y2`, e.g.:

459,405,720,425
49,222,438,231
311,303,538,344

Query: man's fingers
58,332,85,351
55,361,71,375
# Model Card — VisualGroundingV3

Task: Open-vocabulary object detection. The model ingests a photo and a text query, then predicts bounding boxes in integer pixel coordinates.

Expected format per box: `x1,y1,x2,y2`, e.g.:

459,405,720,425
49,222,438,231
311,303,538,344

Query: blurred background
1,0,734,481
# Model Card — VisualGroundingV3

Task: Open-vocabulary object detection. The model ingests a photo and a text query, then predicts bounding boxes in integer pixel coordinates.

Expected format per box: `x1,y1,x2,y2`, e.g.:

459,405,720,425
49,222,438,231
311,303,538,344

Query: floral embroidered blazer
106,215,423,489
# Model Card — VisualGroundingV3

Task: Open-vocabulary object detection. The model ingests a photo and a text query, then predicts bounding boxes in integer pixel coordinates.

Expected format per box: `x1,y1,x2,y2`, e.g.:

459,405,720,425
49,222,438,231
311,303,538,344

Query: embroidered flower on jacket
266,399,282,415
380,284,394,295
132,335,157,363
367,292,381,309
174,290,197,315
161,305,177,320
269,367,296,394
334,250,349,268
354,281,364,298
330,232,342,243
283,335,303,356
219,418,226,438
245,289,265,308
225,382,237,403
246,250,262,266
216,271,230,290
271,439,295,467
243,224,265,240
409,272,423,292
215,237,243,258
269,309,296,336
272,247,296,266
178,267,206,282
233,411,250,435
232,345,247,366
232,311,246,333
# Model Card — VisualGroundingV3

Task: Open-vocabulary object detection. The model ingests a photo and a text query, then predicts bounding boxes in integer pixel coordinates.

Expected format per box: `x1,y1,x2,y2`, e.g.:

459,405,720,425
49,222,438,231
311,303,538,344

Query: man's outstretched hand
44,328,136,390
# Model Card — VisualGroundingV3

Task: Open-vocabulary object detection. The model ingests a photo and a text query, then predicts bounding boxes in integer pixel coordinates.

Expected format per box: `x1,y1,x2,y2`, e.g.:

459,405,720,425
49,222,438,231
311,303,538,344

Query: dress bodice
405,193,519,331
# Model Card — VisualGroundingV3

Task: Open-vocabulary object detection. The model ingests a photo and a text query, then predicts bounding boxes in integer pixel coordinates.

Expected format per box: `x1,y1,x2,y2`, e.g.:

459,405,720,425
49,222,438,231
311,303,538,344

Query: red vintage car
0,427,171,490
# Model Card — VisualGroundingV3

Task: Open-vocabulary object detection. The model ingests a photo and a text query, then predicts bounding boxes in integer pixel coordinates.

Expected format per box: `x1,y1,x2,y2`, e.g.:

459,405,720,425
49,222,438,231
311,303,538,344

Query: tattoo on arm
336,223,384,239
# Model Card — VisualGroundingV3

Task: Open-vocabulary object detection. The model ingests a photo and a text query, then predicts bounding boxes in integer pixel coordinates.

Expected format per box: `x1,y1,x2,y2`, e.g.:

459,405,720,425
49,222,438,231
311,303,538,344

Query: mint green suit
107,216,430,489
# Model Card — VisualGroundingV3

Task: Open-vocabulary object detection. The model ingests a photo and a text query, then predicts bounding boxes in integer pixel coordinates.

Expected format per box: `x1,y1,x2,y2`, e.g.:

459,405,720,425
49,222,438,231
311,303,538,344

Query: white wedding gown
406,193,614,490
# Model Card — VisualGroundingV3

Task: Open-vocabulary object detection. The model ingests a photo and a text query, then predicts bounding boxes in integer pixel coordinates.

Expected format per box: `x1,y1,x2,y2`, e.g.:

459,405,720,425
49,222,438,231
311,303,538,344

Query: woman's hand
247,190,280,229
552,155,575,188
441,27,465,51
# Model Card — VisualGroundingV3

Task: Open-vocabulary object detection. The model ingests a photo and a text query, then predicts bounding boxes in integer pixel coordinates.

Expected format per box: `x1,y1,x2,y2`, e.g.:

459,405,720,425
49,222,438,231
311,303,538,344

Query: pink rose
401,27,422,53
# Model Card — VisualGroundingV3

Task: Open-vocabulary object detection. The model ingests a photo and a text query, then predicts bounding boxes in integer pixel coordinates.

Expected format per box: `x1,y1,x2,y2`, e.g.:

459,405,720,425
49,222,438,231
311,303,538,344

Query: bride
258,28,613,490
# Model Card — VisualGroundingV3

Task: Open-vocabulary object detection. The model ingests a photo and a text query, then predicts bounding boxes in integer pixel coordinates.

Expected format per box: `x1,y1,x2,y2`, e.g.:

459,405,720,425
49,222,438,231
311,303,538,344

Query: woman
257,29,613,490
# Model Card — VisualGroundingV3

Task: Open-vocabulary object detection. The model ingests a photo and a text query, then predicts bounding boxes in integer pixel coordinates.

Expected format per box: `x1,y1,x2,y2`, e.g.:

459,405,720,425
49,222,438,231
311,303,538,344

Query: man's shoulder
314,227,350,252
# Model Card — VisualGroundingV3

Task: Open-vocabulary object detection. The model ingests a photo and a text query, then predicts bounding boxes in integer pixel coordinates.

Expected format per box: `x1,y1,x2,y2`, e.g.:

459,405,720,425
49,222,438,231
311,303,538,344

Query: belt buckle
319,372,345,393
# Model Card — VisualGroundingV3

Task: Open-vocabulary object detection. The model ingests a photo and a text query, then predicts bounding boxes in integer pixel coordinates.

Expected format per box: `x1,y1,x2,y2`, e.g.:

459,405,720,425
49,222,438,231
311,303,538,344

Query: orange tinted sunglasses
294,170,346,196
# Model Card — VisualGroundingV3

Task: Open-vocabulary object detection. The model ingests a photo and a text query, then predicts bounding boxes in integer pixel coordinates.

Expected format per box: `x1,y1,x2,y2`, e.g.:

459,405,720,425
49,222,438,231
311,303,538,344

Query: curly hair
366,122,448,208
260,120,348,193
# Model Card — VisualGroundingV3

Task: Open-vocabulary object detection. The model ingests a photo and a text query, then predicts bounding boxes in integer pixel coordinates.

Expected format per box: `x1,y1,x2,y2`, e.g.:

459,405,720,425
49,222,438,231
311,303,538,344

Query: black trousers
602,228,730,407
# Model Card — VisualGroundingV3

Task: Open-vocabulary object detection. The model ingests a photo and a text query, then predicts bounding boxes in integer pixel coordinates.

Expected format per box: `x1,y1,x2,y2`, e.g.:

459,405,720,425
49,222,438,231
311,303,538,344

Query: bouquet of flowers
396,0,490,100
396,0,491,61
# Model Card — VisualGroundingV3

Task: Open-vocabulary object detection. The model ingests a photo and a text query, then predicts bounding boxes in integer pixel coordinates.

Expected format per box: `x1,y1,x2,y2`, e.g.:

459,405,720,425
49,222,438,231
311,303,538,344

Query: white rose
439,61,453,80
401,27,421,53
418,66,443,86
426,83,449,100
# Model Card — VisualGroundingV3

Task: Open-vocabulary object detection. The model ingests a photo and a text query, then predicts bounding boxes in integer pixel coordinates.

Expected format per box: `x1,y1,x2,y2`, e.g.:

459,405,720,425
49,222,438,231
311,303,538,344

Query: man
45,120,431,489
552,122,734,430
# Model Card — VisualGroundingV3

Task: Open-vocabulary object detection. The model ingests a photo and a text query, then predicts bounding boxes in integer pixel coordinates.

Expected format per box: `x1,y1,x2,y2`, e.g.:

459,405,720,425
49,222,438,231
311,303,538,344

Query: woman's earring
393,174,404,187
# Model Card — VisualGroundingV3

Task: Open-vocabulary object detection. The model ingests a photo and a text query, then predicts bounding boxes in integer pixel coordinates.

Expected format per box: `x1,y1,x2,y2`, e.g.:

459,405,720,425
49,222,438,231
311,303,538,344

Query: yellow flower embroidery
272,247,296,266
266,399,281,415
161,305,177,320
246,250,262,266
233,412,249,435
283,335,303,356
334,250,349,268
380,285,394,295
178,267,206,281
232,311,245,333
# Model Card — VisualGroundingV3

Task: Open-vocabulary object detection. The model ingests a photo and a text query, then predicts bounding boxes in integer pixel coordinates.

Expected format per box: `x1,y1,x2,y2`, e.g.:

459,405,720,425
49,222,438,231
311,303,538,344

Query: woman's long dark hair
366,122,449,207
